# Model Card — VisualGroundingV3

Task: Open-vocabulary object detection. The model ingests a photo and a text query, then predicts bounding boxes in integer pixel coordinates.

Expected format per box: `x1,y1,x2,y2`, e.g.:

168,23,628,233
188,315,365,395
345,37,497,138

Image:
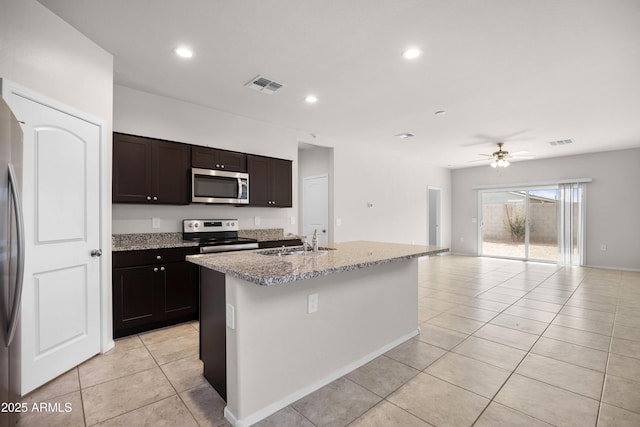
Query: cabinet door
113,266,158,335
191,146,218,169
113,133,152,203
192,146,247,172
247,155,270,206
217,150,247,172
270,158,292,207
153,140,190,204
161,261,199,317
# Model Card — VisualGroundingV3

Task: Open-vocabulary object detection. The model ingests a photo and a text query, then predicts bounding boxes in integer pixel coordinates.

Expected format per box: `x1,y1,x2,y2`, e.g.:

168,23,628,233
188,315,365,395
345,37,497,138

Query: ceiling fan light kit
491,158,510,168
481,142,522,168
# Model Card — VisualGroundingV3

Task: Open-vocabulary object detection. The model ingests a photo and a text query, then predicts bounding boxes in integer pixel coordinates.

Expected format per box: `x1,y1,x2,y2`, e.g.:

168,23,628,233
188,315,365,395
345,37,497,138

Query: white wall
332,142,452,246
451,148,640,270
113,85,453,248
0,0,113,123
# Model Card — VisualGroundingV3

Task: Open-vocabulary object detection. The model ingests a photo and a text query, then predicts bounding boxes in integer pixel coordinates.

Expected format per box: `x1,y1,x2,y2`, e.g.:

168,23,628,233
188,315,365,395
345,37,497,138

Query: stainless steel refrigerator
1,96,24,427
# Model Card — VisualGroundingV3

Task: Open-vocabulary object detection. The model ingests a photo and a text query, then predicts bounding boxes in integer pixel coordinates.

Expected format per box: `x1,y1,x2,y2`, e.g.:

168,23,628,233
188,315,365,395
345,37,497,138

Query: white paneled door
8,93,101,394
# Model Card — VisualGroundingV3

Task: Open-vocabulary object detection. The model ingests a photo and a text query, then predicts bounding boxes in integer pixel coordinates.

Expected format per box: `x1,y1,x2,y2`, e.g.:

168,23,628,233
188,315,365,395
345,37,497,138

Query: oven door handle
237,178,243,199
200,243,259,254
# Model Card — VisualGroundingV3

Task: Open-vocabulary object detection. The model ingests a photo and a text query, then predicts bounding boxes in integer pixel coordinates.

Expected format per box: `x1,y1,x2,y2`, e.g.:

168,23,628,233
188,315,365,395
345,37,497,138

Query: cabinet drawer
113,246,198,268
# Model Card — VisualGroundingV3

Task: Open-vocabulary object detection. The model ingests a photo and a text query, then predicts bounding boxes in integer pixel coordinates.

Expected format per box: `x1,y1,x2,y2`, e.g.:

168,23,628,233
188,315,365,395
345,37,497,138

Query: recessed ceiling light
402,48,422,59
395,132,415,139
174,47,194,58
305,95,318,103
435,110,447,116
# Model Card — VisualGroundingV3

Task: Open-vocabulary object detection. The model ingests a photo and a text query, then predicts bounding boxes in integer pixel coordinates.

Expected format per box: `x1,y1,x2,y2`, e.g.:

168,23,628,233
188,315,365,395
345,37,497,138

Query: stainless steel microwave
191,168,249,204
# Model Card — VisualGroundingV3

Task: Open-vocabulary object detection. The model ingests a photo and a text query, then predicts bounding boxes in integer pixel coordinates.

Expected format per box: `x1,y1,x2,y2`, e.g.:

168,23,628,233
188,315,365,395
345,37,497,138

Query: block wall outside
482,203,558,244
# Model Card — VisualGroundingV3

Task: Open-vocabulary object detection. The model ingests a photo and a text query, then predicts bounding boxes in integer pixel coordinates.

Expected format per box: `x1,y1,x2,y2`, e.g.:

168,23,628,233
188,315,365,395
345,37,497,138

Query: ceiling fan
475,142,534,168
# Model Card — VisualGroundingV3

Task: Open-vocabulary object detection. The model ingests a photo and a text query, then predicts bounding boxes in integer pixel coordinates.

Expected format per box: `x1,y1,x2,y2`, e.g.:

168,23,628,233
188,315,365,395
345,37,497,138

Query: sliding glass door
480,191,530,259
480,185,584,264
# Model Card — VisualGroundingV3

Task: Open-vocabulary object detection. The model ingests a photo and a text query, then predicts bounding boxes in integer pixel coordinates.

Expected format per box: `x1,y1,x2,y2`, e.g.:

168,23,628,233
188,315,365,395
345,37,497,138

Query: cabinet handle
154,267,159,272
221,164,225,169
216,163,220,168
153,196,158,201
160,266,165,271
147,196,151,200
156,255,161,260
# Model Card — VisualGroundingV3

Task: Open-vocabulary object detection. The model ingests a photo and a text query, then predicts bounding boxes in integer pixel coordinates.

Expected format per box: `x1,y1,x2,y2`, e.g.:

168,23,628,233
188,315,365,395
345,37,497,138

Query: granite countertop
112,233,198,251
187,241,449,286
112,229,302,252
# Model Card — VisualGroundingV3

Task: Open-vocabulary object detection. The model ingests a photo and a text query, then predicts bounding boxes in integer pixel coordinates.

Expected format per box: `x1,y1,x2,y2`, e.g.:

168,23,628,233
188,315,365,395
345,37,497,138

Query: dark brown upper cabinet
192,146,247,172
113,132,191,204
247,155,292,207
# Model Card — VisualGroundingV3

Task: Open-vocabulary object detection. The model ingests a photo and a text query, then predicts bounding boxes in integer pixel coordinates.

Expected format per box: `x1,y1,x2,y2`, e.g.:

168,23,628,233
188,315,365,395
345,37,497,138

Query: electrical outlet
307,293,318,314
152,217,161,229
290,216,296,225
226,304,235,329
600,244,607,251
335,218,342,226
254,216,260,225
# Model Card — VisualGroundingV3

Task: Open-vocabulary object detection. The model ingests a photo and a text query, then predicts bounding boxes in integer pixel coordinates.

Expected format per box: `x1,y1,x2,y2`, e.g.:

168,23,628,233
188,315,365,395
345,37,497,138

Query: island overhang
187,240,449,285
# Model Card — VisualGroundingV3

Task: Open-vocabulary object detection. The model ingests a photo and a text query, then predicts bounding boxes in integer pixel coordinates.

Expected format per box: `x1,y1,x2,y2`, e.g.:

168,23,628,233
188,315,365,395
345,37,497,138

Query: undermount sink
258,247,334,257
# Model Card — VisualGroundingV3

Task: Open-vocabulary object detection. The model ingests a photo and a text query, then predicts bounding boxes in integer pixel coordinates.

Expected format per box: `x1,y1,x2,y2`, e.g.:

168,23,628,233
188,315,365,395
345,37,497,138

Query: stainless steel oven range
182,219,258,253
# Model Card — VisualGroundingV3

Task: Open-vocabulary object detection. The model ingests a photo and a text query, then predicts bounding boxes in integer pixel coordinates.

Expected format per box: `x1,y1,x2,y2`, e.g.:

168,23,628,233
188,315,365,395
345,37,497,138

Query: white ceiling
38,0,640,168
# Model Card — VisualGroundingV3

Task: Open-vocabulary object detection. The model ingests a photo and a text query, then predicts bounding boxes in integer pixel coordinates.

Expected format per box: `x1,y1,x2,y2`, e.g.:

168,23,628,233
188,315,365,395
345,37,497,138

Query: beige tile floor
17,255,640,426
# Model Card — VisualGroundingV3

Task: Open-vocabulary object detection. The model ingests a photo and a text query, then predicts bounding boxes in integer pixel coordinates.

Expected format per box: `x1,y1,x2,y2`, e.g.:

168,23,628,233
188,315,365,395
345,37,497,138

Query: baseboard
224,328,419,427
585,264,640,272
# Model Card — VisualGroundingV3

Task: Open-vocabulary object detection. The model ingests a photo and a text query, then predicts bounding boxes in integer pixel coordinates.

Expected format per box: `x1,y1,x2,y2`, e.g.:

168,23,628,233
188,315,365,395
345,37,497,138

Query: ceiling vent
244,75,285,94
548,139,574,146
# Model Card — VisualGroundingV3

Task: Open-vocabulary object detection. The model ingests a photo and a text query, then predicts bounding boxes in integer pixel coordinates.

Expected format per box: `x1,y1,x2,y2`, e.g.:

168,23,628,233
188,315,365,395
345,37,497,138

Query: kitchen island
187,241,448,427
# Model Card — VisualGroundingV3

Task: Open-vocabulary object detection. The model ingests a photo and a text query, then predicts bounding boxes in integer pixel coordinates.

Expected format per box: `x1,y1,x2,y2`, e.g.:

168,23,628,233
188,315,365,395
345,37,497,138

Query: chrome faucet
312,229,318,253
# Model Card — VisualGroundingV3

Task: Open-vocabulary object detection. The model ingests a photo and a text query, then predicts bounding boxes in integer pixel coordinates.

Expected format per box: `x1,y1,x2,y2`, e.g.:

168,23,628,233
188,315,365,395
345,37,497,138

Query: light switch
254,216,261,225
152,217,161,228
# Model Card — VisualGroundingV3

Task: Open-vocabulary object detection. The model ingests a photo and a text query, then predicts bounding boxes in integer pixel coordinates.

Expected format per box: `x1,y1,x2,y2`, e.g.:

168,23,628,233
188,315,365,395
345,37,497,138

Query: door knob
91,249,102,257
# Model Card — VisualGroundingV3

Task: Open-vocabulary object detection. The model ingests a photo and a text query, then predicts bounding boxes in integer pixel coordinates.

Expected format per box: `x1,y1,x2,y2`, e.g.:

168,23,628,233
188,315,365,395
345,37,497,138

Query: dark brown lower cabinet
199,268,227,401
113,247,199,338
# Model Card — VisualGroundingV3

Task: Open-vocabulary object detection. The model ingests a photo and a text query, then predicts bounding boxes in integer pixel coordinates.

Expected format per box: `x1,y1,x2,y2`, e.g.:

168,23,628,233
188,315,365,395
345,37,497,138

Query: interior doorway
302,174,329,244
427,187,441,246
298,143,333,244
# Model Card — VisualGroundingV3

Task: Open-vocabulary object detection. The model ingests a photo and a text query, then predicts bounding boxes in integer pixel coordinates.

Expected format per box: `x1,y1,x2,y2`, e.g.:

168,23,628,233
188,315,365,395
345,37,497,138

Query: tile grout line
139,326,206,427
83,324,202,427
595,272,623,426
469,265,594,426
